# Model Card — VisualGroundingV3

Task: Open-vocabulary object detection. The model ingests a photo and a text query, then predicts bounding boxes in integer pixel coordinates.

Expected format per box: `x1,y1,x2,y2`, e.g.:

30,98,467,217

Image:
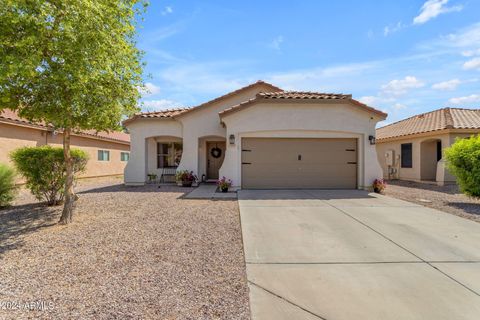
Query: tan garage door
241,138,357,189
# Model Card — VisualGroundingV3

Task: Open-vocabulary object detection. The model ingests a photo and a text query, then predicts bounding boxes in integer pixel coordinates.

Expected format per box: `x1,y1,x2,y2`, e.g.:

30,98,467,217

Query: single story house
0,109,130,180
124,81,386,189
376,107,480,185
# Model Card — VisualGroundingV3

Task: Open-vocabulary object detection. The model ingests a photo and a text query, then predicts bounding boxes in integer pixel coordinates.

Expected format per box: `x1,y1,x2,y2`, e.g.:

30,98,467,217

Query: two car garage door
241,138,357,189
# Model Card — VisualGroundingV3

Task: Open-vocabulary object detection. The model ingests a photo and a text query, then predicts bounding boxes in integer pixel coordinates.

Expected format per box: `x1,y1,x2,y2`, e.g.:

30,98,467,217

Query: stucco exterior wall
176,84,274,174
0,123,46,165
47,133,130,178
0,122,129,182
124,118,182,185
374,132,472,184
124,84,274,185
220,102,384,189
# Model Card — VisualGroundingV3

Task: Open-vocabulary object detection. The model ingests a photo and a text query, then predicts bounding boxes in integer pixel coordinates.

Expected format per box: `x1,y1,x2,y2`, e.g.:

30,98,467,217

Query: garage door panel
242,138,357,189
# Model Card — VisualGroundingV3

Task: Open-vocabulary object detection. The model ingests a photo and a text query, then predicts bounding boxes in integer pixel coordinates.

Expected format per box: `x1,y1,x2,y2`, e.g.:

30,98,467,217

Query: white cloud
413,0,462,25
358,96,380,106
463,57,480,71
159,61,248,95
358,96,395,107
141,99,181,112
449,94,480,105
392,103,407,110
431,79,461,90
268,36,284,51
444,23,480,48
381,76,425,96
462,49,480,57
139,82,161,96
161,6,173,16
266,62,376,91
384,22,405,36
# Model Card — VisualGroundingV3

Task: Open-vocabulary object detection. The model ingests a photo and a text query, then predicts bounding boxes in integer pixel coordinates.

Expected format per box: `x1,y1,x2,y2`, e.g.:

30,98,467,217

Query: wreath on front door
210,147,222,159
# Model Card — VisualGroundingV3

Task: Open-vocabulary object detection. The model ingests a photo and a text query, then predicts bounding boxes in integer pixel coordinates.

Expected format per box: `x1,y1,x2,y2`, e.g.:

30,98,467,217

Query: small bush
0,163,17,207
445,135,480,198
11,146,88,205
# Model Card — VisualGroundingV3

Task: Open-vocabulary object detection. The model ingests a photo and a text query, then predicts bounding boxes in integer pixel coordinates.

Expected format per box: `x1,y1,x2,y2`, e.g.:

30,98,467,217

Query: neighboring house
376,107,480,185
124,81,386,189
0,109,130,179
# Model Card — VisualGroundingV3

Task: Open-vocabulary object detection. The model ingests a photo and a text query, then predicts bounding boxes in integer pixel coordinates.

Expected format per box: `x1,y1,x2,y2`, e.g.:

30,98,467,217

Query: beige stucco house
124,81,386,189
376,107,480,185
0,109,130,180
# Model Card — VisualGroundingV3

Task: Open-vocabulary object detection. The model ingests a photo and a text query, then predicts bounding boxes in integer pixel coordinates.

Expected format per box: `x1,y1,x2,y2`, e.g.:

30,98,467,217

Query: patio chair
160,167,177,183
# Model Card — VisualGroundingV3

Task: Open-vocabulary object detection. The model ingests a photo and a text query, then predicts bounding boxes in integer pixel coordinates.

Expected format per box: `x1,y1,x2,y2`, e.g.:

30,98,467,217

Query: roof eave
219,97,388,119
376,128,480,143
1,117,130,144
174,81,282,119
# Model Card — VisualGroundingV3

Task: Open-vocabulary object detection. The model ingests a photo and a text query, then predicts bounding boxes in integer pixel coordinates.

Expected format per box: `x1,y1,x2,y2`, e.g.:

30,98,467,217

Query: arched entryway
420,139,442,181
198,135,226,182
146,135,183,183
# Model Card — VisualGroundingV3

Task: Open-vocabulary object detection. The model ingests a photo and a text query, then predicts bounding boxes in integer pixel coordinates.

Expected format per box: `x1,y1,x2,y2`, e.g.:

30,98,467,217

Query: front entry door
207,142,226,180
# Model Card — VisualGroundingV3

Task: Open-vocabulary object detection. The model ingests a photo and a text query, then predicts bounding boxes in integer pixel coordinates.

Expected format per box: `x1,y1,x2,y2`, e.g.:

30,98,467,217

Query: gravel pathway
0,177,250,320
385,180,480,223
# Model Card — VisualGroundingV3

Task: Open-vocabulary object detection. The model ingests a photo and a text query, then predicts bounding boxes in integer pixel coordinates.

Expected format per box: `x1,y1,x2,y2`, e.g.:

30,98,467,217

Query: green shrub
11,146,88,205
444,135,480,198
0,163,17,207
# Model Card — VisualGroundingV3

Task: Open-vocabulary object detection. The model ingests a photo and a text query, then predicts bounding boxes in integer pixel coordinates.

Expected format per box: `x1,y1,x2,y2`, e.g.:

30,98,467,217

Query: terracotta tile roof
79,129,130,143
376,107,480,141
219,91,387,118
258,91,352,100
0,109,130,144
128,108,189,120
123,80,282,125
175,80,283,117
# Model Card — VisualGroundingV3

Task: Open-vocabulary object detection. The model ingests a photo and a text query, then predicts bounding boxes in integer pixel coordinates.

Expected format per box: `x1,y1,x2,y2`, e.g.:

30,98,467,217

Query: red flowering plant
176,170,197,187
372,178,387,194
217,176,232,192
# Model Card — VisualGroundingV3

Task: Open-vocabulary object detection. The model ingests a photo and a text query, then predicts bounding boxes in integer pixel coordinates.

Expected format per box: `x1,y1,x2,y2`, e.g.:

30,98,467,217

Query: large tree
0,0,146,223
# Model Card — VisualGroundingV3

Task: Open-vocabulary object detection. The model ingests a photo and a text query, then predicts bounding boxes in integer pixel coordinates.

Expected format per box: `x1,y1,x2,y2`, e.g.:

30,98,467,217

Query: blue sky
137,0,480,126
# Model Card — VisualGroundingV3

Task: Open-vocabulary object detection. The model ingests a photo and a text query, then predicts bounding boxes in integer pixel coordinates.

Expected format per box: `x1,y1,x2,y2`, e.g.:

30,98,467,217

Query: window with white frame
98,150,110,161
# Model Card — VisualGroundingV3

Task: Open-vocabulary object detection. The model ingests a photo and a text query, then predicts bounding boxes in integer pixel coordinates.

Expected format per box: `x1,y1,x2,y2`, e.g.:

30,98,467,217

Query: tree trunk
59,127,75,224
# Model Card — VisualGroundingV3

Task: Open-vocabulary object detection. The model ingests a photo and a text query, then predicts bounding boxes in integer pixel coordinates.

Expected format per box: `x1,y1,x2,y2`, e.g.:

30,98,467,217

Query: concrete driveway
238,189,480,320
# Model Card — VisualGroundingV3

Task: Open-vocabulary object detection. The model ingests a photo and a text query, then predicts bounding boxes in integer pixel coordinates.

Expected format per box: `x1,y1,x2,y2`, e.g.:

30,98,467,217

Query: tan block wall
0,123,46,165
0,122,129,181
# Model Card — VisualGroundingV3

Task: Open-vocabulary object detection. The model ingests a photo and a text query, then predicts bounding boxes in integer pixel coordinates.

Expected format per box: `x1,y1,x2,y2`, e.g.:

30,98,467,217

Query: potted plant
217,176,232,193
147,173,157,184
372,178,386,194
176,170,197,187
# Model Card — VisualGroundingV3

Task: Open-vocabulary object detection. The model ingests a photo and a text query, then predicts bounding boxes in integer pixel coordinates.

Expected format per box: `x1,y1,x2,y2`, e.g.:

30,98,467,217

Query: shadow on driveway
238,189,376,200
78,183,194,195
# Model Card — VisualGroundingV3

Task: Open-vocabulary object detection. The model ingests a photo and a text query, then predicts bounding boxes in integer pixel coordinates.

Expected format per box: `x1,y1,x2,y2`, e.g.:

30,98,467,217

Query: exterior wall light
229,134,235,145
369,135,376,145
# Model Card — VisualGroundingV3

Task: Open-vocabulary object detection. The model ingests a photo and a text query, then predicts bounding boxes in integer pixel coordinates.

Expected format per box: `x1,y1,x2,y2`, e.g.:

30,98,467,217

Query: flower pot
221,187,229,193
373,187,381,193
182,181,193,187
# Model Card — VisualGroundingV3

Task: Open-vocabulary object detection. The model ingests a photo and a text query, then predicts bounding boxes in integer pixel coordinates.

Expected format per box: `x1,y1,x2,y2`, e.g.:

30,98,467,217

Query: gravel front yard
385,180,480,223
0,177,250,320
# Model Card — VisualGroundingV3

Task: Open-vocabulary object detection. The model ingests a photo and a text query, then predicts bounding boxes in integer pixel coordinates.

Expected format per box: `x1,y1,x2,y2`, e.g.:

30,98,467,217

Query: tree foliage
445,135,480,198
0,163,17,207
0,0,146,222
0,0,145,130
11,146,88,205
